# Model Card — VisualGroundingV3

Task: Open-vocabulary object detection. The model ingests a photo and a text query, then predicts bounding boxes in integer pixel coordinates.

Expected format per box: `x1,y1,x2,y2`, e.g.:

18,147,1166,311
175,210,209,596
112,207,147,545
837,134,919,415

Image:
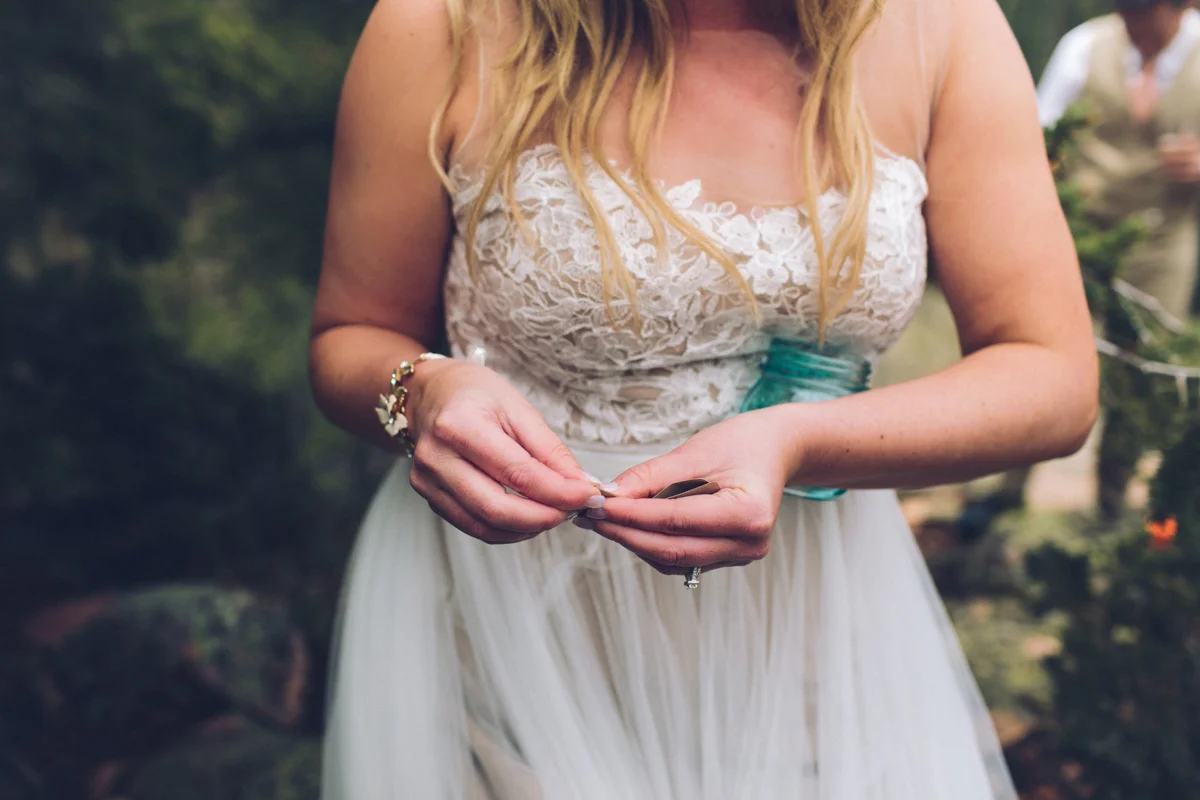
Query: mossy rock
41,584,306,760
121,720,319,800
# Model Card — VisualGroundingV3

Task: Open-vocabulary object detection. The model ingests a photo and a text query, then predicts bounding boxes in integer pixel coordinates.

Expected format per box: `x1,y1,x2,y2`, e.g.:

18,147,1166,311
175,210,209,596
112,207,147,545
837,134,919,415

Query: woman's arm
588,0,1098,572
780,0,1097,491
310,0,598,540
309,0,457,448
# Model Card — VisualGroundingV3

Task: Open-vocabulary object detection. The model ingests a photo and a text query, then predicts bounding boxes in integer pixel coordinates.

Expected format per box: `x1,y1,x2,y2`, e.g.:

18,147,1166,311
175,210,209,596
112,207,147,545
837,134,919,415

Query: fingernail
584,495,606,509
586,507,607,519
582,472,603,486
598,482,620,497
572,516,596,530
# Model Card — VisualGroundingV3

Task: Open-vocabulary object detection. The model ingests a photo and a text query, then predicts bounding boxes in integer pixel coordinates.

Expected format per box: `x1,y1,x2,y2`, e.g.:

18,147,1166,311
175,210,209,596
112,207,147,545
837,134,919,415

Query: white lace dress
321,144,1019,800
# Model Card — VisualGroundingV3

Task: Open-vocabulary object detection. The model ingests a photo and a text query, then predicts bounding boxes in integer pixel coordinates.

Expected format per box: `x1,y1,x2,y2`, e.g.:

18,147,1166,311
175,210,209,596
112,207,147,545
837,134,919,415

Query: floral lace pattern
444,144,929,446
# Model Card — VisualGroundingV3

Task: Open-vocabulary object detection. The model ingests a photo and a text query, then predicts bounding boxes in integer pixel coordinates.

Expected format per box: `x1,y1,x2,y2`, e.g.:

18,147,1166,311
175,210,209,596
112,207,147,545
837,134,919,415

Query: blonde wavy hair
431,0,884,333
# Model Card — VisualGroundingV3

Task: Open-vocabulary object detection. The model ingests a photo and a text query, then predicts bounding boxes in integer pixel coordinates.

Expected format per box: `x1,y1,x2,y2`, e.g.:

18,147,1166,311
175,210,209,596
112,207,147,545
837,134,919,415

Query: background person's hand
576,408,798,576
1159,133,1200,184
407,360,601,544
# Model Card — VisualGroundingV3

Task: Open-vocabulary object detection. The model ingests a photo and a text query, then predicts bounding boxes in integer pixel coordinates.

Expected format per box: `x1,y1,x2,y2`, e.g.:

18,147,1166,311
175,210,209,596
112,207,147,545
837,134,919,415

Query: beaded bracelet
375,353,447,456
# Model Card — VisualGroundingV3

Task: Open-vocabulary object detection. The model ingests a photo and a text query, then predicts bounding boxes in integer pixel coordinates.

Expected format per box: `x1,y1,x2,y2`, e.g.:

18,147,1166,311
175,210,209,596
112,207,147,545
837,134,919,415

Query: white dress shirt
1037,9,1200,127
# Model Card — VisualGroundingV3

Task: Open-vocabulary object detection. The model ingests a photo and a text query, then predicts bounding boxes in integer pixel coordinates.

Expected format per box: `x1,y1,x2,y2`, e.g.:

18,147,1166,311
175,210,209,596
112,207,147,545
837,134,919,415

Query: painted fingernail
582,472,603,486
598,482,620,497
586,507,607,520
584,495,606,509
572,516,596,530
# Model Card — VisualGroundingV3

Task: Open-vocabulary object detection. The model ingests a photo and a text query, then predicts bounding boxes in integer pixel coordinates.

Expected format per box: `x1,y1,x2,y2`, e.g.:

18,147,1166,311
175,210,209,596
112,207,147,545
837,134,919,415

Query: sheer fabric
856,0,953,172
326,444,1016,800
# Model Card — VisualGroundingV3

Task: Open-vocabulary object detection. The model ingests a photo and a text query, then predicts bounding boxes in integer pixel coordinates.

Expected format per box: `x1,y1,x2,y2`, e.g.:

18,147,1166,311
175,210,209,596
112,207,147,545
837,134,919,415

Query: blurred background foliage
2,1,1197,798
2,0,378,635
1,1,378,795
999,0,1113,77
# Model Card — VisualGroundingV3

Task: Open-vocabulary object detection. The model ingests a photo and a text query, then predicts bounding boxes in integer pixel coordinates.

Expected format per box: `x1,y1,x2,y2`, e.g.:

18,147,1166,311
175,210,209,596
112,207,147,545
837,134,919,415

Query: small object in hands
653,479,721,500
649,479,720,590
376,353,448,456
583,473,621,498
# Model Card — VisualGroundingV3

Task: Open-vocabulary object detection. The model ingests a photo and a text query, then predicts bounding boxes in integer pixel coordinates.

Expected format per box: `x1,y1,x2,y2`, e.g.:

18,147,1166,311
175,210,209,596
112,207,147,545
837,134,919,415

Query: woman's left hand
575,408,799,575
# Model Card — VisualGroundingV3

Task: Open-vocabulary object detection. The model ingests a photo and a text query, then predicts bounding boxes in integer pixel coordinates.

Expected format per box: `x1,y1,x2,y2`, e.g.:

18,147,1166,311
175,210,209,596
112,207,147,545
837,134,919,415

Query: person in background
959,0,1200,534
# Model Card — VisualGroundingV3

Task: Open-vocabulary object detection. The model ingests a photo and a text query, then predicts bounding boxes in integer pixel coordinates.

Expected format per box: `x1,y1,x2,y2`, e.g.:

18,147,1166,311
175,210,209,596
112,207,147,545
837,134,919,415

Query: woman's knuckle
656,546,685,567
468,522,506,544
411,439,436,468
665,508,693,535
625,463,655,491
747,511,776,538
546,440,574,465
430,414,464,445
497,460,534,490
474,496,507,524
746,540,771,561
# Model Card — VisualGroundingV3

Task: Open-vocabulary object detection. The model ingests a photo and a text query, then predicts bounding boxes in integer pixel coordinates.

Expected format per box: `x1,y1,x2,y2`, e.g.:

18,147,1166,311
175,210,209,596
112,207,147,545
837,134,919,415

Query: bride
310,0,1097,795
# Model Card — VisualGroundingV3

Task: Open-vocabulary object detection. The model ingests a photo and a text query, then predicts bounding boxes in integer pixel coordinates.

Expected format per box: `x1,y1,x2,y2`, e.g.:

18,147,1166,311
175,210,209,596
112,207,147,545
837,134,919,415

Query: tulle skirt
322,441,1017,799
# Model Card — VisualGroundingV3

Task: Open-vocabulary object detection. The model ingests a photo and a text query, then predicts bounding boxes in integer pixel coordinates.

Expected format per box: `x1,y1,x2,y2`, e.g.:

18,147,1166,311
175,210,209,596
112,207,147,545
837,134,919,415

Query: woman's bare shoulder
338,0,476,154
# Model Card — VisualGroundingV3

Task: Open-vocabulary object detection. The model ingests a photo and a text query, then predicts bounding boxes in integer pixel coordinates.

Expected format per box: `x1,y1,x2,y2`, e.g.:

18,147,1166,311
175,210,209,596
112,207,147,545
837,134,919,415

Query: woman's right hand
405,360,602,544
308,0,601,539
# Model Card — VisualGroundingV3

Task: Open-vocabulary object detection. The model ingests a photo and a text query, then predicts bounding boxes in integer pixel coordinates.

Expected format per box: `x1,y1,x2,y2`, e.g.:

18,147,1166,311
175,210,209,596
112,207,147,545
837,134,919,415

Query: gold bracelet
375,353,447,456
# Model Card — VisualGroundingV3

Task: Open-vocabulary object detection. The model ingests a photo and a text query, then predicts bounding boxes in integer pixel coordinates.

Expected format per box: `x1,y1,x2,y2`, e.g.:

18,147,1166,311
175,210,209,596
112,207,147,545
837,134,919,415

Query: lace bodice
444,144,929,446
